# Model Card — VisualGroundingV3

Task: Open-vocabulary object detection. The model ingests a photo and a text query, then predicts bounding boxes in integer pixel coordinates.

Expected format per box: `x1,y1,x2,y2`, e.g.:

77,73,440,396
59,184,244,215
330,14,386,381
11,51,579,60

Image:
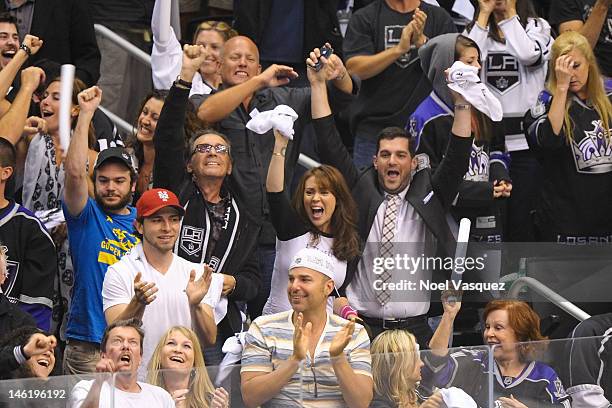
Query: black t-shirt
343,1,456,141
89,0,154,25
549,0,612,76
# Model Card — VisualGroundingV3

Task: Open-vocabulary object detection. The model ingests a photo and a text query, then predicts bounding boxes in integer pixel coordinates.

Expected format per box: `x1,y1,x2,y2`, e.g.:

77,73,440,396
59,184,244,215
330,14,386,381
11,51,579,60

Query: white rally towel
446,61,503,122
246,105,299,139
438,387,478,408
214,328,248,386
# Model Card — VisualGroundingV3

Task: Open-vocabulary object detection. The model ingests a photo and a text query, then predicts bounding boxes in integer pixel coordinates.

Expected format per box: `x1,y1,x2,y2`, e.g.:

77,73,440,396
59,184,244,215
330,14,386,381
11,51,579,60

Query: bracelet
454,103,471,110
19,43,32,57
175,75,192,89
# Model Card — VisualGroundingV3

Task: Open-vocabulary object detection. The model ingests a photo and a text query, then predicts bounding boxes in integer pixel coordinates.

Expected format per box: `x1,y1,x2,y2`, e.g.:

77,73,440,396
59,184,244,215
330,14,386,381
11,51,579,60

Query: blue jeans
352,137,377,170
247,245,276,320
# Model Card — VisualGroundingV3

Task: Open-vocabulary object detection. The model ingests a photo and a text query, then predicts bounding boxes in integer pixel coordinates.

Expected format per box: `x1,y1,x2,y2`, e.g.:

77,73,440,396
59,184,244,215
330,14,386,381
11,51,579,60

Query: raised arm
186,266,217,347
498,11,551,66
547,55,573,136
346,9,426,80
428,294,462,356
558,0,612,51
153,44,206,191
64,86,101,217
0,35,43,117
151,0,183,90
0,66,44,145
197,64,297,124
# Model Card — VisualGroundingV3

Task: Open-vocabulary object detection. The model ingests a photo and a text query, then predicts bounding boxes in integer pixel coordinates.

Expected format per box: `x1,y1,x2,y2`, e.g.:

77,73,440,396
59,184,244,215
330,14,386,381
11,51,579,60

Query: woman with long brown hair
411,33,511,242
262,129,361,317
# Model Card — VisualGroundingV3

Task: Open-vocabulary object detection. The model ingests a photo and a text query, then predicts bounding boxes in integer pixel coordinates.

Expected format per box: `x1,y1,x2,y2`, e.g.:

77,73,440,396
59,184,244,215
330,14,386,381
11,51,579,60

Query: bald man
192,36,357,318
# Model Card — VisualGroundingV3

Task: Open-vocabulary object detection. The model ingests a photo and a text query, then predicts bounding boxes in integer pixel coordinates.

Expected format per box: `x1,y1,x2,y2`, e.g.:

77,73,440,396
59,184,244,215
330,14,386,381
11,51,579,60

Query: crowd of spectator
0,0,611,407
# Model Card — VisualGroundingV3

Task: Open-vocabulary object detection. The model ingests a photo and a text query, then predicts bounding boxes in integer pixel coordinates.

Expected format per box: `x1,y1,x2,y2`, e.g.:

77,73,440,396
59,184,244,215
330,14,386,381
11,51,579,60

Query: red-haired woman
426,299,571,407
262,129,361,317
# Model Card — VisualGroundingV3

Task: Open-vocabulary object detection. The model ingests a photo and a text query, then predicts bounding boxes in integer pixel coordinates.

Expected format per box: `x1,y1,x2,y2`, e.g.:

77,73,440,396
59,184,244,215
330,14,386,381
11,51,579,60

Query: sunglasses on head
192,143,230,155
197,20,232,32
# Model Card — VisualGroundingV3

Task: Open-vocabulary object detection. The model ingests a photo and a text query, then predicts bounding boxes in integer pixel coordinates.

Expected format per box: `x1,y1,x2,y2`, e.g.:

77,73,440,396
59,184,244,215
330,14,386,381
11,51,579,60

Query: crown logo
158,190,170,201
572,120,612,174
495,77,509,90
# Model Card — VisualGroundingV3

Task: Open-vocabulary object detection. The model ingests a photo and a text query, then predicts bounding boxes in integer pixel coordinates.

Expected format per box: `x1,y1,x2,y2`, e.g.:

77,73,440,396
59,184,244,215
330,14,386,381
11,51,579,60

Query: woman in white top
151,0,237,95
464,0,552,241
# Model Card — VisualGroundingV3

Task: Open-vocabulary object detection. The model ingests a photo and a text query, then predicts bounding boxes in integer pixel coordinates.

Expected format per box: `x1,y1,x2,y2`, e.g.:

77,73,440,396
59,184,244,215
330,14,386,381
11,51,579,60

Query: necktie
377,194,400,305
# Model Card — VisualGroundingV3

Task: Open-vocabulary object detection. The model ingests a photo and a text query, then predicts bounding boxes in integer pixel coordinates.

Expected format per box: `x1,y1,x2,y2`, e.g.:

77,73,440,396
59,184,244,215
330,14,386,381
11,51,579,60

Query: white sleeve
68,380,93,408
102,264,133,311
567,384,611,408
498,16,552,66
463,23,490,62
151,0,183,90
201,273,223,308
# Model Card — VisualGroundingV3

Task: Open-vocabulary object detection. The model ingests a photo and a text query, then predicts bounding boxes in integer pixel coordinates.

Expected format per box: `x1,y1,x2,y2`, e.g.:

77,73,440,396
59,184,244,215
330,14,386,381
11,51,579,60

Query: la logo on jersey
572,120,612,174
486,53,520,94
384,25,418,69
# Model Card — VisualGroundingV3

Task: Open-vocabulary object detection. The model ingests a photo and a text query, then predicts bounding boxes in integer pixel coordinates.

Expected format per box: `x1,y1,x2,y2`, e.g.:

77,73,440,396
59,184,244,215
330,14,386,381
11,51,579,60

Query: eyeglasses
192,143,230,155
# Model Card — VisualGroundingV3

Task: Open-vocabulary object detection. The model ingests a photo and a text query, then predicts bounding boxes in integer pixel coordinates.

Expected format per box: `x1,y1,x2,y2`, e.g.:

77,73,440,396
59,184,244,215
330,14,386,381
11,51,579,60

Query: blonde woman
370,330,443,408
147,326,229,408
525,31,612,241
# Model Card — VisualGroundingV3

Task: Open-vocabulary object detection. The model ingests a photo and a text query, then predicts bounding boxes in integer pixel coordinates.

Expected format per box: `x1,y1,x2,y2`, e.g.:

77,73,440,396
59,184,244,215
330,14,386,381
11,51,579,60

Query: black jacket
314,115,473,281
234,0,344,60
154,85,261,335
0,0,101,86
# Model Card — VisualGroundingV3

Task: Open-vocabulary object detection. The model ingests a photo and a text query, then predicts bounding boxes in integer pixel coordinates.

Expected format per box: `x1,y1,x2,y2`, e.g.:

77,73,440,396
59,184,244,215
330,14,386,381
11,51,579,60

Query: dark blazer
1,0,101,86
154,85,261,336
313,115,473,282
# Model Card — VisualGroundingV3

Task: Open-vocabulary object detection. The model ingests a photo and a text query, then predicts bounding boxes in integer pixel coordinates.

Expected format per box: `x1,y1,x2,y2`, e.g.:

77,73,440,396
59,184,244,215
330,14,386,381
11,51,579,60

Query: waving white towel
447,61,503,122
246,105,299,139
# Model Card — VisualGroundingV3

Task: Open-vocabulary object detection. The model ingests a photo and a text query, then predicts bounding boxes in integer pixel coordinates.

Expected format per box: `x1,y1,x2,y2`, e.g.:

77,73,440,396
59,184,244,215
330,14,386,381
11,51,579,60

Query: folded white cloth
215,331,248,386
246,105,299,139
438,387,478,408
35,208,66,230
446,61,503,122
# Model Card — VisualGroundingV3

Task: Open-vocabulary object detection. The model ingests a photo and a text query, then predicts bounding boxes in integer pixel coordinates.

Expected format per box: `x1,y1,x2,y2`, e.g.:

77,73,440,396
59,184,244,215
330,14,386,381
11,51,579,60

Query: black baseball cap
94,147,135,171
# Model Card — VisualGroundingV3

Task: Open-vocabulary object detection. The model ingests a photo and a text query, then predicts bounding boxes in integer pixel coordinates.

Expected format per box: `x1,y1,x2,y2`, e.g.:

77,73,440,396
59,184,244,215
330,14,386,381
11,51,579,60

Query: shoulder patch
530,90,551,117
415,153,430,172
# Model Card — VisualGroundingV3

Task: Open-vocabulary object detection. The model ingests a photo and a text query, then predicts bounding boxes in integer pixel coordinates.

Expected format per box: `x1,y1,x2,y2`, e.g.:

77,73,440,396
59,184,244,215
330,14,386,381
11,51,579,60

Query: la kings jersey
563,313,612,407
464,15,551,151
524,84,612,238
423,349,571,407
0,201,57,329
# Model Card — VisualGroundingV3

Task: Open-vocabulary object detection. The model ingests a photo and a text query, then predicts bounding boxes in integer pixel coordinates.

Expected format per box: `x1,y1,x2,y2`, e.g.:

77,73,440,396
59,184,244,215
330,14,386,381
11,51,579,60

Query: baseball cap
289,247,338,283
94,147,135,171
136,188,185,219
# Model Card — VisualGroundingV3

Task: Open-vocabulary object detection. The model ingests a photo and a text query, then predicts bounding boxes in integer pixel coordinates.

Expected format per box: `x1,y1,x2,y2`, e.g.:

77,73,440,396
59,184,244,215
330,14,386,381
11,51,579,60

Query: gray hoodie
418,33,460,109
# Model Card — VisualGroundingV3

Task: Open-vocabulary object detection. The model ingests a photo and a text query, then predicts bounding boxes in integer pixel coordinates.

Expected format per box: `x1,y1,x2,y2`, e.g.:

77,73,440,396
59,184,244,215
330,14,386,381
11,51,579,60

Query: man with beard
68,318,174,408
62,86,140,375
102,188,220,374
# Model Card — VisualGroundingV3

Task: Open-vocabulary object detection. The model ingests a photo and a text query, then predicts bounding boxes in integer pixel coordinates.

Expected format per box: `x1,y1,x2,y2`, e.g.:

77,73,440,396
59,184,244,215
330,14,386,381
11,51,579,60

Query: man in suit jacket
1,0,100,86
309,50,473,347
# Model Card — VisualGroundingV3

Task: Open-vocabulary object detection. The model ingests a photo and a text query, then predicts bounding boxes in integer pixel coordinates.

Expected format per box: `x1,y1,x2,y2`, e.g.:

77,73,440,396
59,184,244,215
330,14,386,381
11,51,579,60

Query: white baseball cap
289,247,338,283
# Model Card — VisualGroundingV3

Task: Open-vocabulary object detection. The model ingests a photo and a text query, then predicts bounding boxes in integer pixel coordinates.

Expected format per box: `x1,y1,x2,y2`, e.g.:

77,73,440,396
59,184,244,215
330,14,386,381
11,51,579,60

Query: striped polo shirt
241,310,372,407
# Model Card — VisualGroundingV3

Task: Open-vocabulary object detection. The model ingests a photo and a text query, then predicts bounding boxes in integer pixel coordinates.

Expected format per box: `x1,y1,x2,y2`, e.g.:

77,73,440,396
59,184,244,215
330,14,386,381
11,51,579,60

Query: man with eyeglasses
241,247,373,408
193,35,357,320
153,44,261,365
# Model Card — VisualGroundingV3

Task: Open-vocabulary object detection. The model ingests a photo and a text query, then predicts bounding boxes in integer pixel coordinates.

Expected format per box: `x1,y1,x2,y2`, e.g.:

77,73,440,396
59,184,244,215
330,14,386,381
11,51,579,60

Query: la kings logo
384,25,418,69
572,120,612,174
464,143,489,182
486,53,520,94
1,245,20,302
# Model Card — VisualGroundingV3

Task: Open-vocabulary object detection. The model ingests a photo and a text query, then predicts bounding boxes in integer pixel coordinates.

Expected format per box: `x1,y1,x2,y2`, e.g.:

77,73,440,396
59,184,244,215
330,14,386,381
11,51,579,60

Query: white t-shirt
69,380,174,408
102,244,224,377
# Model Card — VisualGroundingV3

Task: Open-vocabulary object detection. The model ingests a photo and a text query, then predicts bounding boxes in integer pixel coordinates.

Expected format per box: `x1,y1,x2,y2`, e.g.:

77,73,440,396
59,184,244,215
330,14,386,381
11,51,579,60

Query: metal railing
508,276,591,322
93,25,320,170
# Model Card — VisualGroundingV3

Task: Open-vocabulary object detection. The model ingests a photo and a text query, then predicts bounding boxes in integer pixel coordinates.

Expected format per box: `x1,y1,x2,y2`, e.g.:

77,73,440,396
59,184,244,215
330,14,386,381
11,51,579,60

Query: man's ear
226,160,232,176
372,155,378,170
134,219,144,235
0,166,13,182
257,64,262,75
411,156,418,172
325,279,335,297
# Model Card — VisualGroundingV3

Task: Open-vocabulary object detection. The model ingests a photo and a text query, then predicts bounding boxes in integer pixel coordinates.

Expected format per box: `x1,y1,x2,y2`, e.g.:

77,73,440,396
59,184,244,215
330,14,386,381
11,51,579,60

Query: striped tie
377,194,400,305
